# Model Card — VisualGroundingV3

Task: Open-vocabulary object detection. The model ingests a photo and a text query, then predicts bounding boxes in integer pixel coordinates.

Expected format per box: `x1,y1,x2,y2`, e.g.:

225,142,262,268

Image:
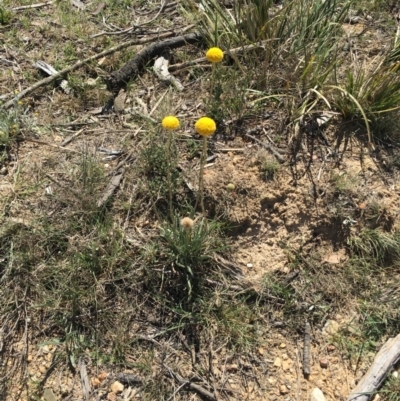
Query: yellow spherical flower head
195,117,216,137
162,116,180,130
206,47,224,63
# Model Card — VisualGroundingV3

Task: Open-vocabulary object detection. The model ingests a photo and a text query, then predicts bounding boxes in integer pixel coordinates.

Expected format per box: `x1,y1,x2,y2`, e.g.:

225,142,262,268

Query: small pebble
279,384,289,394
311,387,326,401
226,364,238,372
319,358,329,368
327,344,336,352
279,343,286,349
107,392,116,401
274,357,282,367
392,371,399,379
110,381,124,394
247,263,253,268
98,372,108,381
39,365,47,374
91,377,101,388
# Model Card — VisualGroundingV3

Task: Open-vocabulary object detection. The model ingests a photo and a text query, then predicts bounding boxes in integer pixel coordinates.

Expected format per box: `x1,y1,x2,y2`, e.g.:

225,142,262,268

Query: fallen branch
347,333,400,401
2,28,193,109
106,32,201,91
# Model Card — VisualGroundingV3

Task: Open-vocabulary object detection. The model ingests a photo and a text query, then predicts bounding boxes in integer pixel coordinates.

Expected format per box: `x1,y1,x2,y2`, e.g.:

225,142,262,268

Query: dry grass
1,0,400,399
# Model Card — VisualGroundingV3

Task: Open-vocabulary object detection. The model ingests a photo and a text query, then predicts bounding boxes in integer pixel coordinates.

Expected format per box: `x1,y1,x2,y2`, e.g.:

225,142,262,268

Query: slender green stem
198,136,207,215
166,130,173,220
211,63,216,97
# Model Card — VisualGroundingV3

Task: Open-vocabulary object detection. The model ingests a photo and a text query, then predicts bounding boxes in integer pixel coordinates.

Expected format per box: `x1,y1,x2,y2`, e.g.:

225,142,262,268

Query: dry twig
303,320,311,376
165,365,217,401
12,1,52,11
244,133,285,163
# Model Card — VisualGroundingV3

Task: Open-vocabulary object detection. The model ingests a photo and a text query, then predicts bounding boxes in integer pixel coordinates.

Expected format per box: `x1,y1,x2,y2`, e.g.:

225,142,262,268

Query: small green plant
380,376,400,401
257,150,280,180
0,6,11,25
158,216,226,299
329,61,400,142
139,134,181,210
0,108,21,147
331,172,358,194
186,138,201,160
348,228,400,264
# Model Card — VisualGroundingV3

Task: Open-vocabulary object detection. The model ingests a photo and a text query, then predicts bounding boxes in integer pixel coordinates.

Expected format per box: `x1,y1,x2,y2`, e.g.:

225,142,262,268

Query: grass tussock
187,0,400,143
348,228,400,264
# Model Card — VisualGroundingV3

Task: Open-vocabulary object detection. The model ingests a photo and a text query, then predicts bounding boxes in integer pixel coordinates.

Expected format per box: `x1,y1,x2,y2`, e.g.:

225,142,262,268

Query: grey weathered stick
97,170,124,208
2,29,192,109
165,364,217,401
12,1,52,11
347,333,400,401
303,320,311,376
78,358,91,401
60,128,84,146
245,133,285,163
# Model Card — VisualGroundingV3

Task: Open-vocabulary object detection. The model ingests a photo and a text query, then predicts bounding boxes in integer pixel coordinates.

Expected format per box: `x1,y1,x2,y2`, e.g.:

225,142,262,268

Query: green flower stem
211,63,216,97
166,130,173,220
198,135,207,215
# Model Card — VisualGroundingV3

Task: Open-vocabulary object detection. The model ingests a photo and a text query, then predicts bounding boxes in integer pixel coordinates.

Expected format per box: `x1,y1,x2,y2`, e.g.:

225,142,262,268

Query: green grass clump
138,133,183,213
348,228,400,264
380,376,400,401
157,216,226,299
0,6,11,25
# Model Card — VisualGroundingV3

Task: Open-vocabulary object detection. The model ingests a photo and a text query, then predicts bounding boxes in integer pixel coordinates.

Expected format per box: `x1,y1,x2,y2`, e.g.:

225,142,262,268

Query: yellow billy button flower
162,116,180,130
195,117,216,137
206,47,224,63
